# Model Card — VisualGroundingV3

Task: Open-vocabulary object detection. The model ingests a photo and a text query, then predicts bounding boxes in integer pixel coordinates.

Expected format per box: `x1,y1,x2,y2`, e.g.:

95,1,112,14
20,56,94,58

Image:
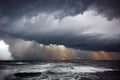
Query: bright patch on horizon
0,40,13,60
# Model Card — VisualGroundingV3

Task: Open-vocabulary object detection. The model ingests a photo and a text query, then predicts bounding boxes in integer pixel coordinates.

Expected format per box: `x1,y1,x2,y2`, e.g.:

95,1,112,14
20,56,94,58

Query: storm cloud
3,38,80,60
0,0,120,19
2,37,118,60
0,0,120,60
1,10,120,52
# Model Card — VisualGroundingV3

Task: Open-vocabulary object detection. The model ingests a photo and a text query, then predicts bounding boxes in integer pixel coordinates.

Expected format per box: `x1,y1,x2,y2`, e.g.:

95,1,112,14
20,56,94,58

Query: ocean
0,60,120,80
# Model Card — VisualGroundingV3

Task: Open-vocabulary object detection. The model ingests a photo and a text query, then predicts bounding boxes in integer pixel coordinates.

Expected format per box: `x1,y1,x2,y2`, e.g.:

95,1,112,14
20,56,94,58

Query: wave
16,64,114,74
57,66,114,73
0,62,119,80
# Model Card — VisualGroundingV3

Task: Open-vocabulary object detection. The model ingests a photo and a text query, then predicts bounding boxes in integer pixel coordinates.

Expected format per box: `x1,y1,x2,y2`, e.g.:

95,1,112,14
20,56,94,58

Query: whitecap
57,66,114,73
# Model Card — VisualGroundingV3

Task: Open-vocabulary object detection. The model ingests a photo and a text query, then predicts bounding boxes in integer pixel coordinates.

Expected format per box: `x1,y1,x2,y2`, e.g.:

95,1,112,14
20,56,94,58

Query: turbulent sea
0,60,120,80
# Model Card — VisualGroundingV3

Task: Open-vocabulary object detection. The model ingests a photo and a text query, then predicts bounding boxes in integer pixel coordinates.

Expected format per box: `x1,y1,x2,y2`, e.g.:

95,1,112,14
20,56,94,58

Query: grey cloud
0,0,120,52
1,37,120,60
93,0,120,20
1,11,120,52
0,0,120,20
3,38,81,60
0,0,93,18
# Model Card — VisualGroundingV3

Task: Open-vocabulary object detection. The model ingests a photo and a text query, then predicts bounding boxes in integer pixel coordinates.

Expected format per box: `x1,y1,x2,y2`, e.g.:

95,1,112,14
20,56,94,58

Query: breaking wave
0,62,119,80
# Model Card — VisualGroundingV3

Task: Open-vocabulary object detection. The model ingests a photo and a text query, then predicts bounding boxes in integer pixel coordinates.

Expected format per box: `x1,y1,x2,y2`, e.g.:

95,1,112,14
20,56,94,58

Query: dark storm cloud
0,0,120,19
2,37,80,60
1,37,119,60
0,0,120,52
0,0,93,18
36,34,120,52
93,0,120,20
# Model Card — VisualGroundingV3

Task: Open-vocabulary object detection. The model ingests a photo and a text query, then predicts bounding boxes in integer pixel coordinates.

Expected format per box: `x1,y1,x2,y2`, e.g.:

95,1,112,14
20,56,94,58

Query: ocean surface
0,60,120,80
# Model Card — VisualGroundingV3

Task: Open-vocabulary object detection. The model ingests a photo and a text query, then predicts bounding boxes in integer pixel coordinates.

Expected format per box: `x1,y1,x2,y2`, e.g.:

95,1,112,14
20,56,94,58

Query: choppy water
0,60,120,80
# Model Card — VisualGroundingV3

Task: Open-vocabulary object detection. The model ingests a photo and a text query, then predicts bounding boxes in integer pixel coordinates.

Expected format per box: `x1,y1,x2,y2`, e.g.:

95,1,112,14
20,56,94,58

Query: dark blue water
0,60,120,80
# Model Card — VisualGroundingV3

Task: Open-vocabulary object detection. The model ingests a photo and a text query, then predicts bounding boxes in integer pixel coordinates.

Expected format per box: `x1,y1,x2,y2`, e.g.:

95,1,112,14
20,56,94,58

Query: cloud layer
3,38,80,60
0,0,120,60
1,38,119,60
1,10,120,52
0,0,120,19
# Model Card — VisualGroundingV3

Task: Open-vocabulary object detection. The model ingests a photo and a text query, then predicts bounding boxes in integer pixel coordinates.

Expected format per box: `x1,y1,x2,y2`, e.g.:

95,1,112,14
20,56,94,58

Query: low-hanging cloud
1,10,120,52
1,37,119,60
0,0,120,54
3,38,80,60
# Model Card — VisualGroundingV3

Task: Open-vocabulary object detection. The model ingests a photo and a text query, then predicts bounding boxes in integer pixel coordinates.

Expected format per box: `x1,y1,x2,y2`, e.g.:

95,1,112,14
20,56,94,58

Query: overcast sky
0,0,120,60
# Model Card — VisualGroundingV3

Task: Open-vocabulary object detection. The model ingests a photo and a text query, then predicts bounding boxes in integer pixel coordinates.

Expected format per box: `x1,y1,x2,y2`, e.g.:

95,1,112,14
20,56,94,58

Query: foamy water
15,63,114,73
0,62,119,80
58,66,113,73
